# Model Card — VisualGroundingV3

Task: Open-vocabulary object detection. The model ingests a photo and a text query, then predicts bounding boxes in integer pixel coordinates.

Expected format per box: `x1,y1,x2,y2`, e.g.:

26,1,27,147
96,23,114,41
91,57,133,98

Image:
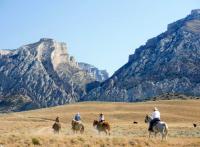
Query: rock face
0,38,97,111
78,62,109,82
84,9,200,102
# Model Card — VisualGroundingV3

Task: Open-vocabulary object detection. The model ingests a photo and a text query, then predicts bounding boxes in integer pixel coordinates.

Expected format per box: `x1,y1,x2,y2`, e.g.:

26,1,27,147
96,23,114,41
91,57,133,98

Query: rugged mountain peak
0,49,13,55
167,9,200,34
15,38,78,70
39,38,55,42
191,9,200,17
0,39,99,111
78,62,109,82
84,9,200,102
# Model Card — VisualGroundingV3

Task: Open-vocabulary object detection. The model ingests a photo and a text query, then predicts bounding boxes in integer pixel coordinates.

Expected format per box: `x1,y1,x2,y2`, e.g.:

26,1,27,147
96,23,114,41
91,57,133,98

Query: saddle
153,120,160,126
149,119,160,132
72,120,82,130
72,119,82,125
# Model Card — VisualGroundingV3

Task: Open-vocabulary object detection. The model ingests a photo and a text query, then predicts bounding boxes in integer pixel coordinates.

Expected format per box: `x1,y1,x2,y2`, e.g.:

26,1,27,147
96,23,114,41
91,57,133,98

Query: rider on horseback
148,107,160,131
55,116,60,122
99,113,105,123
74,112,81,122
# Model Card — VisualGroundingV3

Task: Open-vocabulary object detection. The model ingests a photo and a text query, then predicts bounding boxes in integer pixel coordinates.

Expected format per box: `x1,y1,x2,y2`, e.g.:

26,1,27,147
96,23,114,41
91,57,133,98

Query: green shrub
32,138,40,146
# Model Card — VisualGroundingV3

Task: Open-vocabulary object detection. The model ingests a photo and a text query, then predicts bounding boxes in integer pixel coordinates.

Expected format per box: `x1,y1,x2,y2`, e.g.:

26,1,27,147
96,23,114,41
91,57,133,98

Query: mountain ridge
83,9,200,102
0,38,108,112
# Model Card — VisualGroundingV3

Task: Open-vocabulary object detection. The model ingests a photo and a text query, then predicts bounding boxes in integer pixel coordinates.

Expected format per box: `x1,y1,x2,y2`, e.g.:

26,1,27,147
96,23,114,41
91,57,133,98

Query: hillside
84,9,200,102
0,100,200,146
0,38,108,112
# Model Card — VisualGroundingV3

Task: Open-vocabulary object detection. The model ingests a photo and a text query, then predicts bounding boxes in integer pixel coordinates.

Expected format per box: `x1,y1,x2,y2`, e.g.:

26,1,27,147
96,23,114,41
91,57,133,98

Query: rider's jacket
74,114,81,121
151,110,160,119
99,115,105,121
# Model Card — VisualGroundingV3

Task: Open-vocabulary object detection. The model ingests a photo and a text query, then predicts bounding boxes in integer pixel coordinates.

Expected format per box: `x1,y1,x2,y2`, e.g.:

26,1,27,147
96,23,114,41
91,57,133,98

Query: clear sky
0,0,199,75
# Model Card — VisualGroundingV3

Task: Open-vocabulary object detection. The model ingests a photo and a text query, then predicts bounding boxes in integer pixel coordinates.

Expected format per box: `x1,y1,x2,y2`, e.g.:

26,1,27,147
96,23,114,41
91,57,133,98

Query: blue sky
0,0,199,75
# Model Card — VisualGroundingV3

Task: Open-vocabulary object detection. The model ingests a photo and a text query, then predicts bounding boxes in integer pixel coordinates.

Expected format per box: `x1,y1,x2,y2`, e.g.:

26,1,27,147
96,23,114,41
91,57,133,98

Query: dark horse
93,120,111,135
71,120,84,134
52,117,61,134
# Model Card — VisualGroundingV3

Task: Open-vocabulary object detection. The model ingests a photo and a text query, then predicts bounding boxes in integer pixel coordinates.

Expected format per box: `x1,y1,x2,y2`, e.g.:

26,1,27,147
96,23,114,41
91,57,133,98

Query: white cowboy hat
154,107,158,111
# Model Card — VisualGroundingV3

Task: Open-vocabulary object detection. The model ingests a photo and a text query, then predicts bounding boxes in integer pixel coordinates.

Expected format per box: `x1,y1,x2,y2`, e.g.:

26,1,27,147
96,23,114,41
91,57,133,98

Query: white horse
145,115,168,140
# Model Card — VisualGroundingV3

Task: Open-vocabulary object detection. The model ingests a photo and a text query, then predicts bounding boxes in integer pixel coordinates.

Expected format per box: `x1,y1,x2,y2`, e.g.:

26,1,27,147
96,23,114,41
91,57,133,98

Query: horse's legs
104,130,107,135
161,133,164,141
54,130,58,134
165,129,168,140
161,131,166,141
148,131,151,139
165,131,168,140
154,132,157,138
161,131,167,141
162,127,168,141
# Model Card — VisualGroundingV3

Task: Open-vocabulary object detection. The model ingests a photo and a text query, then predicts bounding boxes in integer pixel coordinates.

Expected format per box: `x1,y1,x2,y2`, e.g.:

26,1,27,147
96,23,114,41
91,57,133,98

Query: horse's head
144,114,152,123
93,120,98,127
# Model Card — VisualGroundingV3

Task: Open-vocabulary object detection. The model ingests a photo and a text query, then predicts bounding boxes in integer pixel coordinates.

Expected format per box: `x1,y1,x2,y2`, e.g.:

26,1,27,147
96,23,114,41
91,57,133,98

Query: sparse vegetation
32,138,40,145
0,100,200,146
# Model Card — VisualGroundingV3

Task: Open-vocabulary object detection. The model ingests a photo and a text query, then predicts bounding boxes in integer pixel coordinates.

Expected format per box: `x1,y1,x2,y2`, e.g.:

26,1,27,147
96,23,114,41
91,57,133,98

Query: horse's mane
147,114,152,119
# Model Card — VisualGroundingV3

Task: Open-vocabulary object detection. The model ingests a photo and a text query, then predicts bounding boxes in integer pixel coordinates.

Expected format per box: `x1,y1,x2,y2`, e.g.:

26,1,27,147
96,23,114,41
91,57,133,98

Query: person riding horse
73,112,81,123
149,107,160,131
93,113,110,135
72,112,84,134
52,116,61,133
99,113,105,123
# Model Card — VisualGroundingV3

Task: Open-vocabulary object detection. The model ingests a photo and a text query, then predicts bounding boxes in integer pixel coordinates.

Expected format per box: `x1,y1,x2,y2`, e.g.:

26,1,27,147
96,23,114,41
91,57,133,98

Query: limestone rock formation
0,38,96,111
84,9,200,102
78,62,109,82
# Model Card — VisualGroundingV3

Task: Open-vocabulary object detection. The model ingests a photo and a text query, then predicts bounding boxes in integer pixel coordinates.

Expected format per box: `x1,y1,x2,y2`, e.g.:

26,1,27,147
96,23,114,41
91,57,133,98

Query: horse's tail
163,123,168,139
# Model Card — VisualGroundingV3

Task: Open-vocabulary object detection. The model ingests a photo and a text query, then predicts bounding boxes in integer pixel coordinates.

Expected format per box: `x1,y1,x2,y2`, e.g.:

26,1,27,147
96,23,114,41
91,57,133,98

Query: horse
52,117,61,134
71,120,84,134
144,115,168,140
93,120,111,135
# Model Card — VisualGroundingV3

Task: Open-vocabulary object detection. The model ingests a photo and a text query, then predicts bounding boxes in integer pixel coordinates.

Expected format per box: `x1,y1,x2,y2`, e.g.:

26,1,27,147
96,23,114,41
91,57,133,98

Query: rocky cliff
0,38,98,111
83,9,200,102
78,62,109,82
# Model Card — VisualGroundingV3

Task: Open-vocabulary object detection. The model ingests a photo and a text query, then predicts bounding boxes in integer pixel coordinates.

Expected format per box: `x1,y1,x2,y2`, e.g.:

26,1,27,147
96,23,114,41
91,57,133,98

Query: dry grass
0,100,200,146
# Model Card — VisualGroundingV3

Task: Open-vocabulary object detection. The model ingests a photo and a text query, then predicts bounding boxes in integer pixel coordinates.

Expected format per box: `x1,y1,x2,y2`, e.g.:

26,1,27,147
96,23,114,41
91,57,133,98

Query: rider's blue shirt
75,114,81,121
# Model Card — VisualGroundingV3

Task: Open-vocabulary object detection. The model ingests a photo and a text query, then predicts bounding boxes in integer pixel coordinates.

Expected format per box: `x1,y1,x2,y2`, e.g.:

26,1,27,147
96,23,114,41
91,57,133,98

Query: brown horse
71,120,84,134
52,117,61,134
93,120,111,135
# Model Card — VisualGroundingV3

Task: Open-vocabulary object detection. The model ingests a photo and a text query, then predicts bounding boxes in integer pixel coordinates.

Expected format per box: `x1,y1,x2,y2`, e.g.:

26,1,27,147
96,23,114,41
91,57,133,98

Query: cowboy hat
154,107,158,111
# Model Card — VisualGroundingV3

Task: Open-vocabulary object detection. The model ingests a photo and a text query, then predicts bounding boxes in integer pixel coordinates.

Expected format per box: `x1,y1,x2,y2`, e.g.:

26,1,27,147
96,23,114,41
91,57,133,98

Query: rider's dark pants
149,118,160,131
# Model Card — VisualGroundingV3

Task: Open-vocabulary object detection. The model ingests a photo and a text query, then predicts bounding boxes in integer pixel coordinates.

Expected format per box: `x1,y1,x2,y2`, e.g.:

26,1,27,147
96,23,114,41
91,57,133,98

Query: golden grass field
0,100,200,147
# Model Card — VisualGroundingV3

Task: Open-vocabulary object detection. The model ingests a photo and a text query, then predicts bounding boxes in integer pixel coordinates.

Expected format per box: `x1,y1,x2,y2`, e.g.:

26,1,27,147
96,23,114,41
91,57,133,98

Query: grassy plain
0,100,200,147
